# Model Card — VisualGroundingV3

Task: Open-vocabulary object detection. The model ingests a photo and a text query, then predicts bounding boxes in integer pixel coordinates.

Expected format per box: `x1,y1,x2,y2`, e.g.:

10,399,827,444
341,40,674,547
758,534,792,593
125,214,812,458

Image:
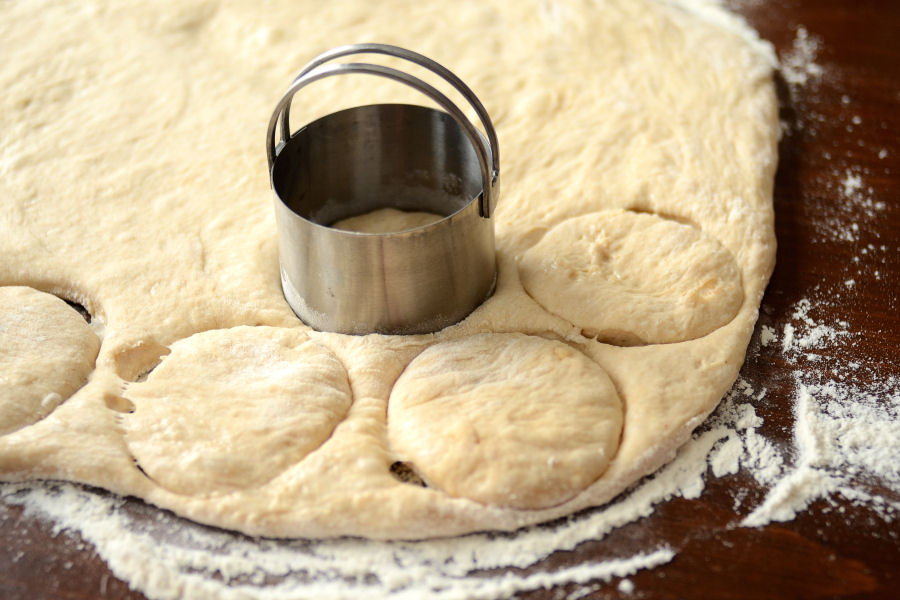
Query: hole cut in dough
518,210,744,345
104,393,135,414
122,326,352,496
387,333,623,510
63,299,92,323
114,340,171,382
0,286,100,436
389,461,427,487
0,0,780,540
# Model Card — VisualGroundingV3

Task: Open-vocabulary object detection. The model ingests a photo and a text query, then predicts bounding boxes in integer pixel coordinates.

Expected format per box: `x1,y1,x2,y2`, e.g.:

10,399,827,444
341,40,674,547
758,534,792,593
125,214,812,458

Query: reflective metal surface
268,44,500,335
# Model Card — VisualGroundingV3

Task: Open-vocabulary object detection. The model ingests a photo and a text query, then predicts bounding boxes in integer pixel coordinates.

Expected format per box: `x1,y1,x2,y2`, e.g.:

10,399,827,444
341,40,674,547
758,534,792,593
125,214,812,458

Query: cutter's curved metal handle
282,43,500,180
266,43,499,218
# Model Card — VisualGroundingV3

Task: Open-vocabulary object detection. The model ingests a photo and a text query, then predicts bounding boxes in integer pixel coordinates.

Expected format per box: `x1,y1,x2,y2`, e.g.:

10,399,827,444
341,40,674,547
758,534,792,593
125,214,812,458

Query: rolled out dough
0,0,777,539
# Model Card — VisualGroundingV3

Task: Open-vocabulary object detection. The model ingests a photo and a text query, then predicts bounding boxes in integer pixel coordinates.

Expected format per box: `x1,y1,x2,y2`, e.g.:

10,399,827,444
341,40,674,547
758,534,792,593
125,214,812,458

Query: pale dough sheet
0,0,778,539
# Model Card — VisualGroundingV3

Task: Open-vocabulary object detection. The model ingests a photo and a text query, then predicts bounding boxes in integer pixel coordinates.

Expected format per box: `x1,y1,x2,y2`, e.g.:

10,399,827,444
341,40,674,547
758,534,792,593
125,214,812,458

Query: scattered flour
744,372,900,527
841,170,864,198
3,8,898,600
781,298,851,354
759,324,777,347
617,578,636,595
5,287,896,599
780,26,823,93
3,476,684,599
781,322,795,354
777,23,889,248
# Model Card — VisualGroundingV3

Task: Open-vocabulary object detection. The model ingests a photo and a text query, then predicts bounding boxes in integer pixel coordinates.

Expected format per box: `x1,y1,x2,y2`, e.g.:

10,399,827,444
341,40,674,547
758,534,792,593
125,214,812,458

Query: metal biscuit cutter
267,43,500,335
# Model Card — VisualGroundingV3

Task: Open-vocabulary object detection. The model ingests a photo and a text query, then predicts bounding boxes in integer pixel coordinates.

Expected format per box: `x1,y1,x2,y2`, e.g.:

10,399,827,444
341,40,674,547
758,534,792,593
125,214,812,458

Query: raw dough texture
519,210,744,345
0,287,99,436
388,333,623,509
0,0,778,539
122,327,352,496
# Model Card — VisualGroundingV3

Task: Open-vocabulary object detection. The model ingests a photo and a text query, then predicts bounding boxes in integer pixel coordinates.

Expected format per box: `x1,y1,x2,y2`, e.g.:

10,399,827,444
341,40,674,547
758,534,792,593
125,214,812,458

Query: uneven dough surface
122,327,351,496
519,210,744,345
0,287,99,435
389,333,622,509
0,0,778,539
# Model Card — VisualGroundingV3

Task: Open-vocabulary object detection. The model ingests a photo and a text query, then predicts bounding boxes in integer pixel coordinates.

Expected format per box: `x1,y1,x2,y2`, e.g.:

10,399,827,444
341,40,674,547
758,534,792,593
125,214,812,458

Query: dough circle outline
0,286,100,436
518,209,745,345
387,332,624,510
121,326,353,496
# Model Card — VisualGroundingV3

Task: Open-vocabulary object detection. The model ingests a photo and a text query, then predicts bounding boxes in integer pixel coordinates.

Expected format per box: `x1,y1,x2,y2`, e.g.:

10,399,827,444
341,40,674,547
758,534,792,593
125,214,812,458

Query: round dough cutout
123,326,352,495
331,208,443,233
519,210,744,345
388,333,623,510
0,286,100,435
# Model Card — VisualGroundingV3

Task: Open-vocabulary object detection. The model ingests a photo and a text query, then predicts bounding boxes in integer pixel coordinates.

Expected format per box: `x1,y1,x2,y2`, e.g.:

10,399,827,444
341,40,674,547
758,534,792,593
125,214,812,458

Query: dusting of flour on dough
5,290,898,599
0,0,781,542
13,1,899,599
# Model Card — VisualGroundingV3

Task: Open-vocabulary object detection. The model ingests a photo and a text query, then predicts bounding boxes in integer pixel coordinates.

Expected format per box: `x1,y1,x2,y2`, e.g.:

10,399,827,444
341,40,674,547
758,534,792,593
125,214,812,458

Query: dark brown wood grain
2,1,899,598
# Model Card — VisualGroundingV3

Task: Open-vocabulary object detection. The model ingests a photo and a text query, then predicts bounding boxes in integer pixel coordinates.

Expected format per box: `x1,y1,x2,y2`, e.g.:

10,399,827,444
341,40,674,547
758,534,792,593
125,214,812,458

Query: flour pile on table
741,298,900,528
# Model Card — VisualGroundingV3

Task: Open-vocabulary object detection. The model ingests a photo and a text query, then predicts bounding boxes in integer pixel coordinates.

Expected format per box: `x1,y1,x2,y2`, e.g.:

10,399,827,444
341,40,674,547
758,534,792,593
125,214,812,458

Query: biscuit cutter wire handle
266,43,500,217
267,44,500,334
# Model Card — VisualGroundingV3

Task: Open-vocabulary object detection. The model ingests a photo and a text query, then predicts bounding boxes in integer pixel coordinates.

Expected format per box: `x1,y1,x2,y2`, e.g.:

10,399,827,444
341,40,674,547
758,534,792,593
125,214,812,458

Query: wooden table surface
2,1,898,599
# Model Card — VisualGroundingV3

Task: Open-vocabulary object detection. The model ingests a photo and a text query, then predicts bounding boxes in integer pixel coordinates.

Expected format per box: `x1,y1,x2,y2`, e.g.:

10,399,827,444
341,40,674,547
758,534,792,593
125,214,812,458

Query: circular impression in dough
122,326,352,496
331,208,442,233
518,210,744,345
388,333,623,510
0,286,99,436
